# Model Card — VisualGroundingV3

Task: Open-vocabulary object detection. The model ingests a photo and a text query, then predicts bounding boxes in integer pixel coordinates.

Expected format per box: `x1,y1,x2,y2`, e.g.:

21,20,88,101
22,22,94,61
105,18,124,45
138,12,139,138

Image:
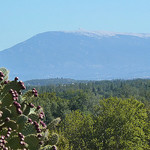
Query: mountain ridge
24,78,89,86
2,30,150,53
1,31,150,81
62,30,150,38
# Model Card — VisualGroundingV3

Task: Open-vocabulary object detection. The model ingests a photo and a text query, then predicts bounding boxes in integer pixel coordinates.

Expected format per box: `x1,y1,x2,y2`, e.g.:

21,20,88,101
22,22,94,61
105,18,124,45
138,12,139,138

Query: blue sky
0,0,150,51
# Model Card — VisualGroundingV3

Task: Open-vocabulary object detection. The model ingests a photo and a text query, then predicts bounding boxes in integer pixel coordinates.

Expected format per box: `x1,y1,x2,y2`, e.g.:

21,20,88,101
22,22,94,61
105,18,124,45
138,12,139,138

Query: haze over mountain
1,30,150,81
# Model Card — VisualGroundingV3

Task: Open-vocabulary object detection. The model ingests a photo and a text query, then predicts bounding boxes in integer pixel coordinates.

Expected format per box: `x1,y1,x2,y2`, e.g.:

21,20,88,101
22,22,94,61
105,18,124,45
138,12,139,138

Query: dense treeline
60,98,149,149
26,79,150,149
26,78,150,101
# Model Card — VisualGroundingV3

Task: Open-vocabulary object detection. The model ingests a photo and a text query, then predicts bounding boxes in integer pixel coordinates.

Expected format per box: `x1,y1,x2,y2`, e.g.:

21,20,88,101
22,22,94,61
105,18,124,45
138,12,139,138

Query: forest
25,79,150,149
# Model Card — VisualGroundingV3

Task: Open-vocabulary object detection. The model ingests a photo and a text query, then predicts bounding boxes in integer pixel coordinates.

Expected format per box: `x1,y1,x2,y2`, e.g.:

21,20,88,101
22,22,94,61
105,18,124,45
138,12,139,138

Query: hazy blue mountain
1,31,150,81
24,78,89,86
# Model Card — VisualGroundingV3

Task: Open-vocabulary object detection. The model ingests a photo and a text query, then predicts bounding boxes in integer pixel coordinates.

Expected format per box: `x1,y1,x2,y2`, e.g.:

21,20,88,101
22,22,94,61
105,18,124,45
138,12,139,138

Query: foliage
24,75,150,149
60,110,95,150
26,79,150,102
59,98,150,150
93,97,150,149
32,92,70,123
0,68,60,150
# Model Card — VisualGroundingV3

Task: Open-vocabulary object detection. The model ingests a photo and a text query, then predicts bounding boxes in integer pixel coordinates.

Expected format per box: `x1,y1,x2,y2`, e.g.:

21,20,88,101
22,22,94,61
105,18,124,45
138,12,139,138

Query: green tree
33,92,70,123
60,110,95,150
93,97,150,150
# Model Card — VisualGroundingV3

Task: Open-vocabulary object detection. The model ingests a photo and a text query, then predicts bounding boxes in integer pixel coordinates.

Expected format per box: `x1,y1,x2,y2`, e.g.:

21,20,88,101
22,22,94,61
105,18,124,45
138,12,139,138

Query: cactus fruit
0,68,60,150
14,77,19,81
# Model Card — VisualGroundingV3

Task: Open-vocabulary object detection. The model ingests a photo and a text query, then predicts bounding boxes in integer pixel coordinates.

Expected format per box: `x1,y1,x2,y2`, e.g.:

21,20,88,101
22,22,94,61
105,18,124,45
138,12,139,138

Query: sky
1,0,150,51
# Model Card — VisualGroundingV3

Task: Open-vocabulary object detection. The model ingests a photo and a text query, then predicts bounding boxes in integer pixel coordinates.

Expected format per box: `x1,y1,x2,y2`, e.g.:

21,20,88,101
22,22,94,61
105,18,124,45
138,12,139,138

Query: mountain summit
1,31,150,81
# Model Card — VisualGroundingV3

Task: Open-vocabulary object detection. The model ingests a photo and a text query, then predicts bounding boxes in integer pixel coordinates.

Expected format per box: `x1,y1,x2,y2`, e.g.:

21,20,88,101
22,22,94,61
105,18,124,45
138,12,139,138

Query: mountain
1,30,150,81
24,78,88,86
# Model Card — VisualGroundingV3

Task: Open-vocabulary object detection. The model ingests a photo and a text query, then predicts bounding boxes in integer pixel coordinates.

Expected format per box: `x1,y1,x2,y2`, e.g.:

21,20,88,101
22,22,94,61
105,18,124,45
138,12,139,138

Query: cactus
0,68,60,150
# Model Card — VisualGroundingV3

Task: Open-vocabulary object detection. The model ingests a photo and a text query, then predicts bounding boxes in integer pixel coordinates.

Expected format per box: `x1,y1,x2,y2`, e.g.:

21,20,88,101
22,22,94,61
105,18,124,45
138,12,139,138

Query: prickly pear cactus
0,68,60,150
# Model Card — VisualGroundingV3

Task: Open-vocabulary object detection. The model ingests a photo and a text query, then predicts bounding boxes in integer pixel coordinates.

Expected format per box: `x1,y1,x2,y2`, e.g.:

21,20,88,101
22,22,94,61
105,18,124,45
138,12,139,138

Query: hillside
1,31,150,81
24,78,88,86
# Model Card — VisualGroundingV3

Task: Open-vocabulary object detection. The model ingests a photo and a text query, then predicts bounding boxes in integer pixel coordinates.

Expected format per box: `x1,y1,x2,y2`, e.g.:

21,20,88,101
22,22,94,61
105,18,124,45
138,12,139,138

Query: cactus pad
0,68,60,150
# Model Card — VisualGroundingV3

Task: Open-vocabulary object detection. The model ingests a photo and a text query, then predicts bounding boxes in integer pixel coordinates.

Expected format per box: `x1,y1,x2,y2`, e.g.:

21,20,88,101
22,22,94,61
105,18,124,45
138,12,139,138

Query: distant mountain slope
1,31,150,81
24,78,88,86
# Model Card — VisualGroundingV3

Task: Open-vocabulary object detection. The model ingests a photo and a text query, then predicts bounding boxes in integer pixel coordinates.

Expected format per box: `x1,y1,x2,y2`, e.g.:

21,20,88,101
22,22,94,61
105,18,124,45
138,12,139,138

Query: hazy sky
1,0,150,51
